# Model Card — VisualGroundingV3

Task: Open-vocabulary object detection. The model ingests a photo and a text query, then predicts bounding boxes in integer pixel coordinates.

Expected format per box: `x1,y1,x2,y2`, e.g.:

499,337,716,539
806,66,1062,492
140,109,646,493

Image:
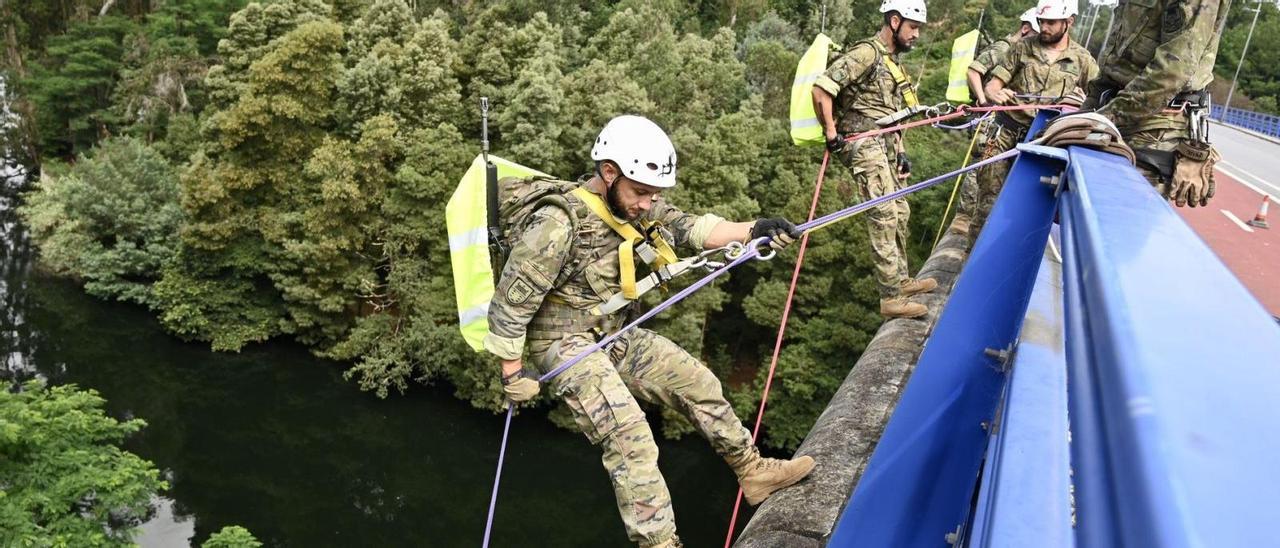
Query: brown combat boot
901,276,942,297
880,296,928,319
898,277,938,297
728,448,816,506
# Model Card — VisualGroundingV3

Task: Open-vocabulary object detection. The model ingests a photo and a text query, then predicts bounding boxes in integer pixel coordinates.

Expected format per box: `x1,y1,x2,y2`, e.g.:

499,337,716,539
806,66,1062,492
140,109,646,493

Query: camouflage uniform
969,36,1015,79
1086,0,1227,192
957,36,1016,223
815,35,914,298
483,179,751,547
963,35,1099,237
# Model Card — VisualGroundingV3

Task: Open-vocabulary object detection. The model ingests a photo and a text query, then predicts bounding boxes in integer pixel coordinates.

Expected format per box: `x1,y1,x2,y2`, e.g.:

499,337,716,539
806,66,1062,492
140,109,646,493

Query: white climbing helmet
1021,7,1042,33
880,0,928,23
1034,0,1078,20
591,115,678,189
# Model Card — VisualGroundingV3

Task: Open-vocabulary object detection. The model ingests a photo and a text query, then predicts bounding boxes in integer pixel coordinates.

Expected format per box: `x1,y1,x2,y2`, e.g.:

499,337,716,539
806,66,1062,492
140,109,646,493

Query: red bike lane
1176,169,1280,317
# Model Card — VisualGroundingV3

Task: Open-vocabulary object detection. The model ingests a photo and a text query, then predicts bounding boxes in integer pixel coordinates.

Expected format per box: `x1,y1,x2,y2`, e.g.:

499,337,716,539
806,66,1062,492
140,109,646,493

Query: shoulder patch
506,277,534,305
1163,1,1187,34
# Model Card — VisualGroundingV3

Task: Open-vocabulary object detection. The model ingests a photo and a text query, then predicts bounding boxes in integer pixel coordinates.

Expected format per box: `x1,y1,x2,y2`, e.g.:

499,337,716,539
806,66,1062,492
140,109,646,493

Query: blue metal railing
827,111,1280,547
1212,104,1280,138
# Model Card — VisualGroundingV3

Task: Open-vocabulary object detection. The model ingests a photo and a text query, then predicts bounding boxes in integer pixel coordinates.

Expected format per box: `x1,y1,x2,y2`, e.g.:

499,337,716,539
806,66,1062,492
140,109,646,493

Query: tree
157,17,346,350
202,525,263,548
0,380,166,546
19,136,183,307
24,15,137,160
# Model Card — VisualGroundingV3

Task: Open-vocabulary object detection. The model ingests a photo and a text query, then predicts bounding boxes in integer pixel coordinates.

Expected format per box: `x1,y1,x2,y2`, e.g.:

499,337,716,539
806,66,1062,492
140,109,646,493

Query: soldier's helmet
1034,0,1078,19
1021,7,1042,32
879,0,928,23
591,115,678,189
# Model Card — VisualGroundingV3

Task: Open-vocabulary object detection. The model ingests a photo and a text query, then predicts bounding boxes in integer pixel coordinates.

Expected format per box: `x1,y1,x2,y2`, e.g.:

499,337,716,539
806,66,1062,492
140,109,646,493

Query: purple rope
482,402,514,547
479,146,1021,546
800,148,1020,233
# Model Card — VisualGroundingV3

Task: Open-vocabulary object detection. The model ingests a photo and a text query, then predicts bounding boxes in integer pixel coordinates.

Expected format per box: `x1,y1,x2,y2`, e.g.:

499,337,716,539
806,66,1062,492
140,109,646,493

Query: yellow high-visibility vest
446,154,549,352
790,33,837,146
946,30,980,104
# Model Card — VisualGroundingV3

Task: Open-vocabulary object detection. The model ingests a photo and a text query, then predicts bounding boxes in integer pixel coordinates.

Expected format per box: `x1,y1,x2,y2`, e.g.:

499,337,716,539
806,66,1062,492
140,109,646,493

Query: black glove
896,152,911,177
750,218,803,251
826,134,845,154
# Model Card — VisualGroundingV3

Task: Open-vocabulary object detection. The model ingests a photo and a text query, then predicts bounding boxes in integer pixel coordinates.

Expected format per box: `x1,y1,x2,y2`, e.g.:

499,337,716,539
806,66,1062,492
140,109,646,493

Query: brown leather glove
1170,141,1221,208
1035,112,1135,165
501,369,540,402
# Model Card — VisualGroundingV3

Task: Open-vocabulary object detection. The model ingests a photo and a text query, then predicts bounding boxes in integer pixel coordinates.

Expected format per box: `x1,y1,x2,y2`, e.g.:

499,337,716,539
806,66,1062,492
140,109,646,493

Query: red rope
841,103,1073,143
720,102,1068,546
723,149,831,548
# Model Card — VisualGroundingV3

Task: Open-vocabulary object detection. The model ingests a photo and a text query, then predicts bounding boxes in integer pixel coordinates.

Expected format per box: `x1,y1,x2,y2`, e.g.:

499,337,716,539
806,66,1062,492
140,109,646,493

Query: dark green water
0,177,752,546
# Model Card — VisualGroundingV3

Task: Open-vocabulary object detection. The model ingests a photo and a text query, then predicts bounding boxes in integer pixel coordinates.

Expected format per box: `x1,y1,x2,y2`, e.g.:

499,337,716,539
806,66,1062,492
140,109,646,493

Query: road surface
1174,121,1280,317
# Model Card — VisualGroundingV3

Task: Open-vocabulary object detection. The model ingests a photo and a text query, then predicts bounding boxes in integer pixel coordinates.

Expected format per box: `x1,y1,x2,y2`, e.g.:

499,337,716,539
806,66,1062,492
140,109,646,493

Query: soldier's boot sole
741,456,816,506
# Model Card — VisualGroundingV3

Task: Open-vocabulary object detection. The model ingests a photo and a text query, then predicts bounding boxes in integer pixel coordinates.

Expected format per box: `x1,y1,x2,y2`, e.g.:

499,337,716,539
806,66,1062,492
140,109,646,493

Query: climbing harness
481,101,1069,546
482,146,1022,547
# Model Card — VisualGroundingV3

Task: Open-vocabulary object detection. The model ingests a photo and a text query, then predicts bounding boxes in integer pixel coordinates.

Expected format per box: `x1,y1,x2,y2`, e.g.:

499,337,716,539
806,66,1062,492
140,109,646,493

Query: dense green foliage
6,0,1266,451
203,525,264,548
0,380,165,546
20,136,183,307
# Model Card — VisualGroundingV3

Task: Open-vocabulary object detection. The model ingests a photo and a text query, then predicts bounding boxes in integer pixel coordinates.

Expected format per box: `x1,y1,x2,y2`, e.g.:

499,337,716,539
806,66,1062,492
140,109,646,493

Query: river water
0,174,750,546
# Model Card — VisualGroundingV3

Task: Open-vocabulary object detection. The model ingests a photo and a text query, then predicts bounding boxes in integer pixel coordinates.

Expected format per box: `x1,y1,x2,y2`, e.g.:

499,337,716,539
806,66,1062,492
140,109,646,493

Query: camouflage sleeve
648,198,726,251
1096,0,1222,128
814,43,878,97
987,39,1026,85
968,40,1007,76
1083,55,1101,95
481,206,573,360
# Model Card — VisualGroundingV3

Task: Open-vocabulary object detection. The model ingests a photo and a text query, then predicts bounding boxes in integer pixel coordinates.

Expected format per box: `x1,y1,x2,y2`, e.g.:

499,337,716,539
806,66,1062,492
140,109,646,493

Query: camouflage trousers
836,137,911,298
958,119,1026,239
528,328,753,546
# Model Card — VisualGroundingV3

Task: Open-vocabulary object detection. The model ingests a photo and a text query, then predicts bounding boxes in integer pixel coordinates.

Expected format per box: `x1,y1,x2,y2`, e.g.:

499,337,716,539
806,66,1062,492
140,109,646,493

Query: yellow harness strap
866,38,919,107
571,187,679,299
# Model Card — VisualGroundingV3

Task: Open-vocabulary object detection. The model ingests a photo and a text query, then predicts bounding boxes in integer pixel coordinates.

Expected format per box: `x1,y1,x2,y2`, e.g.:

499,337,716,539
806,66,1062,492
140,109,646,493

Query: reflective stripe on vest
446,153,549,351
946,29,981,103
570,187,679,300
789,33,837,146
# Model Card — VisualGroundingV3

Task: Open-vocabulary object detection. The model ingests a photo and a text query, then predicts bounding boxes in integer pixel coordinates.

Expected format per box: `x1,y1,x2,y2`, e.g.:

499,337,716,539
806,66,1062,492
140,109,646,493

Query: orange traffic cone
1248,195,1271,229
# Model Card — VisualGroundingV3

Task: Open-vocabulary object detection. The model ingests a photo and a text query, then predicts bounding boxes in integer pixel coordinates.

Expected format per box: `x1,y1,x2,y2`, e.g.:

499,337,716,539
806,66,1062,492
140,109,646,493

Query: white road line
1216,160,1280,197
1221,209,1256,233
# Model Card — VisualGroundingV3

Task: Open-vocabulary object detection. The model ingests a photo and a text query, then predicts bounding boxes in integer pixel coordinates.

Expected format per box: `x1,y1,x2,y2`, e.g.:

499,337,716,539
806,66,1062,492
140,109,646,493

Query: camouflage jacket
989,35,1100,126
1090,0,1228,132
815,35,911,135
482,179,725,360
969,36,1014,77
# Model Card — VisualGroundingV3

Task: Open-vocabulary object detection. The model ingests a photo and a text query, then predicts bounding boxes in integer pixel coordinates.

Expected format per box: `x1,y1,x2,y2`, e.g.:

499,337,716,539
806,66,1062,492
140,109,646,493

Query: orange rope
720,102,1070,545
722,150,831,547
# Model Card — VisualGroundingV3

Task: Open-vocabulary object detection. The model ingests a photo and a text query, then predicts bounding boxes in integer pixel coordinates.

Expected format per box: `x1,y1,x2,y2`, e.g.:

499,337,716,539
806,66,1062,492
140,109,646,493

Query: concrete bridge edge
734,228,971,547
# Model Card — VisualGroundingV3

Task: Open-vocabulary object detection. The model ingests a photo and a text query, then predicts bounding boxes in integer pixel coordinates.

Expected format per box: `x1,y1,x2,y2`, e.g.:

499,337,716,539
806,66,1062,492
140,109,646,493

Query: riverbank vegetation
4,0,1260,452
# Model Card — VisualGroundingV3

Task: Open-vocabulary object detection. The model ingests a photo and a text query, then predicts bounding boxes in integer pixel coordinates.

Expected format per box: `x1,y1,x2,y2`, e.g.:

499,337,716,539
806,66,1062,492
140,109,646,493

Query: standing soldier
967,9,1042,106
954,7,1042,234
810,0,939,320
1084,0,1225,206
487,115,815,548
961,0,1099,239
